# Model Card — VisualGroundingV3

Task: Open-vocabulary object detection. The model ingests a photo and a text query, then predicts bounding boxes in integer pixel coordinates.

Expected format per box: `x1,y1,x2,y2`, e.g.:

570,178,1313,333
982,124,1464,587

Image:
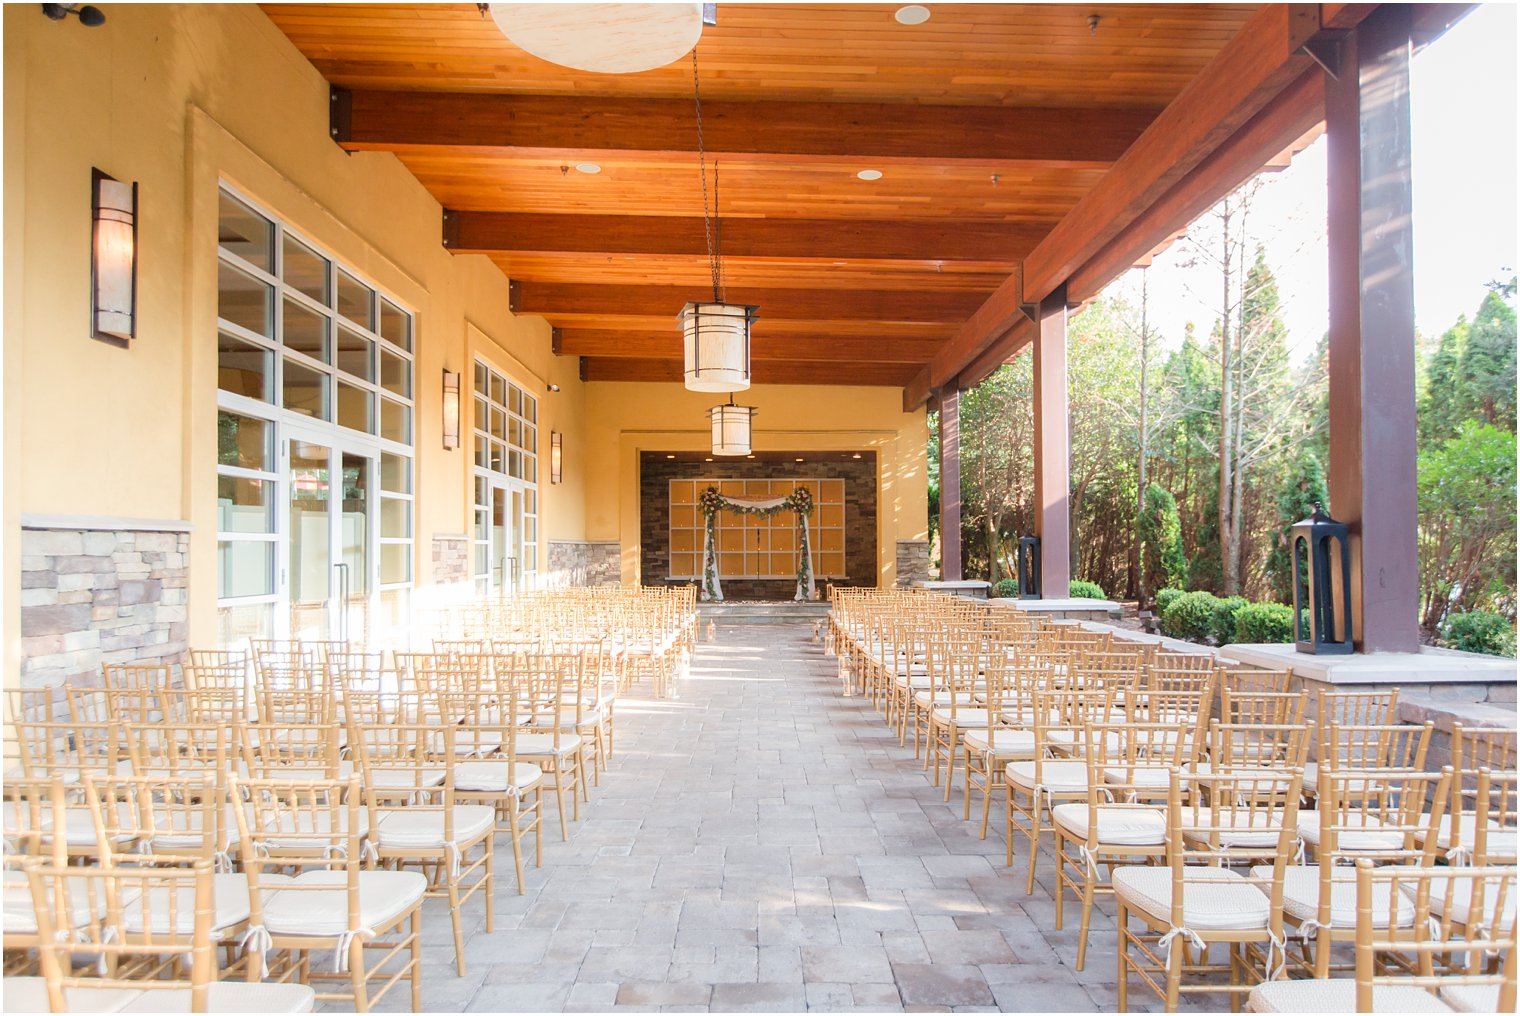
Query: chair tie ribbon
1157,925,1207,968
238,923,272,979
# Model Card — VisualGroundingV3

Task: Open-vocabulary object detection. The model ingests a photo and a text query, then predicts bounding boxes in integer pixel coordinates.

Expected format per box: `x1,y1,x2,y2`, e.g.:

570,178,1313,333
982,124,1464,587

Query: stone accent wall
20,522,189,689
639,453,878,599
547,540,622,588
431,535,470,586
895,540,930,588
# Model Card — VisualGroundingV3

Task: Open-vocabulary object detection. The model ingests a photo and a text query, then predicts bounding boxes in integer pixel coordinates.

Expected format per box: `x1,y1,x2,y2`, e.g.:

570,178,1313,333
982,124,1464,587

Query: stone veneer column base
547,540,621,587
895,540,929,588
20,515,190,688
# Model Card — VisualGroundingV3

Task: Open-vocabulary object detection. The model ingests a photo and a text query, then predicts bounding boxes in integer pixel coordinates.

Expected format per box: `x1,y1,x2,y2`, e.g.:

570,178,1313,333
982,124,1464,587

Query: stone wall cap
22,514,192,533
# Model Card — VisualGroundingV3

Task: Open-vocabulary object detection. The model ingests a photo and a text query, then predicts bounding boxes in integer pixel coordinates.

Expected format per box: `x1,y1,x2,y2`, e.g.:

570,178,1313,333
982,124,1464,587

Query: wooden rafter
513,282,985,324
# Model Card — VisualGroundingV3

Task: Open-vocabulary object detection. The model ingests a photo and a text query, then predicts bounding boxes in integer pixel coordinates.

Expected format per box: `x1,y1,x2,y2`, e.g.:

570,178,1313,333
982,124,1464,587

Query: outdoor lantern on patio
1016,534,1041,599
709,397,755,456
1291,502,1354,655
682,302,756,392
91,169,136,343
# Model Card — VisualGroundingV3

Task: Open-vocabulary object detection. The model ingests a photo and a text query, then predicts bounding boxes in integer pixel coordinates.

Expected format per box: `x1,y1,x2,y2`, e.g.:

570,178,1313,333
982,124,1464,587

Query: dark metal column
1325,4,1420,652
938,386,963,582
1032,286,1071,598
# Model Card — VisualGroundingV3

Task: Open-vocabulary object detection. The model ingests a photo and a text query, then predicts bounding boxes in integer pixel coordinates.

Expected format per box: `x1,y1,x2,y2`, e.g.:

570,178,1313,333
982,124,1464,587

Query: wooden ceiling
264,3,1268,389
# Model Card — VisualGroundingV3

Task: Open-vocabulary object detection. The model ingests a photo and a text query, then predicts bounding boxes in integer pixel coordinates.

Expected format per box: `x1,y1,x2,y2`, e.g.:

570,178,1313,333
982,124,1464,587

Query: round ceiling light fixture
574,162,602,175
894,5,931,26
856,169,884,181
490,3,705,74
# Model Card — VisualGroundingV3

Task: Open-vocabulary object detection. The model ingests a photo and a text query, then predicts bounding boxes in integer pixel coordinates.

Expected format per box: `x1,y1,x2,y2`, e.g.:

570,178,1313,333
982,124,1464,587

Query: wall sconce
91,169,136,344
441,369,461,449
549,431,563,484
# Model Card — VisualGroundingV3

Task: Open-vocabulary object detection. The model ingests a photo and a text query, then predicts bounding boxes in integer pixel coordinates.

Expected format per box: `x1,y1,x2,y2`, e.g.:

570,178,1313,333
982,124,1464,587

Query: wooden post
1032,286,1071,598
938,386,962,582
1325,5,1420,652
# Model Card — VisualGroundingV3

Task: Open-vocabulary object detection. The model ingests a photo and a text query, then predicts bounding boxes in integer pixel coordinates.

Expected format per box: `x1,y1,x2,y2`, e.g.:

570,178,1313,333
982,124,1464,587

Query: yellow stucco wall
580,383,929,586
2,4,927,663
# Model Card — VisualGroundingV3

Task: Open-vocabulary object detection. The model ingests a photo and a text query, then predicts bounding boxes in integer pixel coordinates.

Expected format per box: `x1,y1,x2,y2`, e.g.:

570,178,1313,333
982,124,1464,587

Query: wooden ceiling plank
337,89,1156,166
580,356,918,387
556,328,942,365
513,282,986,324
914,3,1323,402
447,211,1048,263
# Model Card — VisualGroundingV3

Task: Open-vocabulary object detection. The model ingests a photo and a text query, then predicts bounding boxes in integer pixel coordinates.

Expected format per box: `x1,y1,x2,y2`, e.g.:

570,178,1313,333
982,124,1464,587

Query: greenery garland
697,485,814,518
698,486,817,601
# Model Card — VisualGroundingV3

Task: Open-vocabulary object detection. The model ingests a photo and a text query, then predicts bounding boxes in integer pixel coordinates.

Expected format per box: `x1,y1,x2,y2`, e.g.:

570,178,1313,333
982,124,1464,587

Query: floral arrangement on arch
697,485,815,519
696,484,818,603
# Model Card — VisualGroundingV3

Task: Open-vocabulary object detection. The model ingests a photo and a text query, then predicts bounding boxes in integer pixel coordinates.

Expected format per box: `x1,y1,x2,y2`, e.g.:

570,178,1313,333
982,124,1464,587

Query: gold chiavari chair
509,645,590,837
1302,689,1401,802
926,631,994,796
230,775,421,1012
2,777,72,973
101,662,173,695
1006,684,1108,888
239,722,344,781
964,660,1045,841
1439,725,1519,864
1116,768,1304,1013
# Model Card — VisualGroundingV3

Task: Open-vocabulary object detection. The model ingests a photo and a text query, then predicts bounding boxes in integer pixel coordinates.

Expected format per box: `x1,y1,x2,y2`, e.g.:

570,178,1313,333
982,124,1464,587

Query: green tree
1264,447,1329,602
1417,422,1518,631
1456,287,1517,431
1137,483,1187,600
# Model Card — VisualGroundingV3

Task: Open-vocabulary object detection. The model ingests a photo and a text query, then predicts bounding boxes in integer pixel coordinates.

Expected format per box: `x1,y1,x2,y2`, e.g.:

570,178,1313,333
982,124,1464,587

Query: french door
284,425,380,641
474,472,531,597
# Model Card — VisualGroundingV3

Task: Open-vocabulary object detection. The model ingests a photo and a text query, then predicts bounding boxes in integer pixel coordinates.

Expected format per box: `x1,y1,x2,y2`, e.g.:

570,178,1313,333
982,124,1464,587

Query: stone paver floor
363,622,1215,1013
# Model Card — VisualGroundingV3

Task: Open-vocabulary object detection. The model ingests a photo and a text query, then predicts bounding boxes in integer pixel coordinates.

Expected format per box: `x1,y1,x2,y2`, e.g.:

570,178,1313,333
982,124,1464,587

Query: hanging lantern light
682,50,758,394
683,302,756,392
709,397,756,456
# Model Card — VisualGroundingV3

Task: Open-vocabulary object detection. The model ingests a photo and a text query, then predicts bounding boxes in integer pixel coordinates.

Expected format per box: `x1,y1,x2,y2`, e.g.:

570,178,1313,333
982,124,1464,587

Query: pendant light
710,396,756,456
488,4,705,74
682,50,757,393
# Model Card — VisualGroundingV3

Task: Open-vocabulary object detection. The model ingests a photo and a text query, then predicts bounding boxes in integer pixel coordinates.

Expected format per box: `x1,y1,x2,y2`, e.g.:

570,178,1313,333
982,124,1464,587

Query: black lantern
1016,534,1041,600
1291,502,1353,655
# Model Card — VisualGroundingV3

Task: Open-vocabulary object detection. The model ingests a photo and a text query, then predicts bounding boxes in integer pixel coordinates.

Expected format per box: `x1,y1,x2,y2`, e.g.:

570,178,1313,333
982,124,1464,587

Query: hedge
1440,610,1517,658
1208,596,1249,646
1069,580,1106,600
1160,591,1219,642
993,578,1018,598
1234,602,1295,644
1154,587,1184,615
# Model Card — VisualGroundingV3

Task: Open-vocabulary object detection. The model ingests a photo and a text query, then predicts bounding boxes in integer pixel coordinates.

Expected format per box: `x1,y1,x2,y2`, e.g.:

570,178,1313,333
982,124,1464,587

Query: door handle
333,563,350,643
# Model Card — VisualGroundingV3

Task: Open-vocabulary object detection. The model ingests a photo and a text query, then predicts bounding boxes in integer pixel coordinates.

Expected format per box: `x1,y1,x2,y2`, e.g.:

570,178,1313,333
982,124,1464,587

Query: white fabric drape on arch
699,494,816,602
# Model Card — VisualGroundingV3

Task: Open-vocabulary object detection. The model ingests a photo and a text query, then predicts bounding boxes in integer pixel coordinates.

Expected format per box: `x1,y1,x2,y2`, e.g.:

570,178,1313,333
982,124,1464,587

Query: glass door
284,428,378,640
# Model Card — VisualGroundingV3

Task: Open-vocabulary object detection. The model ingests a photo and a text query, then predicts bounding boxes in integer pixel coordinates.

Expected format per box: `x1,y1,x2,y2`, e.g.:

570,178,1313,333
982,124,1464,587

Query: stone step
698,601,831,626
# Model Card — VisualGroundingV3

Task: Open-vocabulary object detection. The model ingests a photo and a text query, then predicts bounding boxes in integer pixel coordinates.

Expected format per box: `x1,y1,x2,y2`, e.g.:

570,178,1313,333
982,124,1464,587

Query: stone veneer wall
895,540,930,588
639,453,878,599
547,541,621,588
20,520,190,689
431,535,470,586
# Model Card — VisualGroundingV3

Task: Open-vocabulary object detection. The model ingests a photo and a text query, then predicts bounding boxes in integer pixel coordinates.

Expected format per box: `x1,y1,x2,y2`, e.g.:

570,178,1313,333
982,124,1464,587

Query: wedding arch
697,485,816,602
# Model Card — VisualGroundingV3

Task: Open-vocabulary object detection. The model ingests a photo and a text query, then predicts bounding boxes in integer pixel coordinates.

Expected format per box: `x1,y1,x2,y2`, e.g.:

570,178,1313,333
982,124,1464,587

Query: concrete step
698,601,831,626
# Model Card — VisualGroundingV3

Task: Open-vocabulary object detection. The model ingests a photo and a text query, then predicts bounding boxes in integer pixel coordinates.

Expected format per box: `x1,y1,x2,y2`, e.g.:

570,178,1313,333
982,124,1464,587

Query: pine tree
1264,447,1330,602
1456,287,1517,431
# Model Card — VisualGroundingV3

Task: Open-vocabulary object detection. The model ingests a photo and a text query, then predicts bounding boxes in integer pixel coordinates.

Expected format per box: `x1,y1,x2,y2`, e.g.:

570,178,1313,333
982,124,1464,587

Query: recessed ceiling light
574,162,602,175
856,169,884,181
894,5,930,26
852,452,862,459
666,454,676,459
795,457,805,462
704,457,714,462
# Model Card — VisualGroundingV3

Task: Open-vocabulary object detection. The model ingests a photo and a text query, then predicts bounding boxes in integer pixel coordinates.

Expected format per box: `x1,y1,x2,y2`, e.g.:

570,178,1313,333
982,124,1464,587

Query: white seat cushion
1420,877,1517,930
2,978,144,1013
376,805,494,850
962,728,1035,757
1440,983,1503,1013
1051,804,1165,846
1297,810,1406,851
914,691,980,708
2,870,112,935
1254,863,1416,928
1104,764,1208,792
1425,814,1515,858
118,983,317,1013
365,767,446,791
1186,808,1285,849
1112,865,1270,931
514,732,584,757
1247,979,1450,1013
121,872,256,935
1007,760,1089,794
261,869,426,937
452,760,545,793
930,707,992,728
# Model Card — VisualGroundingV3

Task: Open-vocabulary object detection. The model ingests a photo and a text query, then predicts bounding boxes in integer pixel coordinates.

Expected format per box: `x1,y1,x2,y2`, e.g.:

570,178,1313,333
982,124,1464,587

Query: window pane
508,386,522,416
283,359,329,420
218,262,272,336
379,397,410,443
508,416,521,447
381,497,410,539
522,394,537,424
282,235,329,304
217,412,269,470
218,191,272,271
523,425,537,454
475,441,490,470
217,476,272,534
217,331,271,401
379,349,410,398
336,326,373,381
218,540,274,598
490,441,505,473
490,374,505,406
525,455,536,484
379,298,411,352
282,296,329,362
491,408,506,441
336,270,373,329
337,381,373,433
380,452,411,494
474,397,488,433
474,476,488,507
217,600,272,646
474,362,488,394
525,489,536,514
380,543,411,584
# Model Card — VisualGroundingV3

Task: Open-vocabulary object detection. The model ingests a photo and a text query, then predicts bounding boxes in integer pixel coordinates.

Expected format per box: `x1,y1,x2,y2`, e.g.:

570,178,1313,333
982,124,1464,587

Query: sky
1108,3,1518,361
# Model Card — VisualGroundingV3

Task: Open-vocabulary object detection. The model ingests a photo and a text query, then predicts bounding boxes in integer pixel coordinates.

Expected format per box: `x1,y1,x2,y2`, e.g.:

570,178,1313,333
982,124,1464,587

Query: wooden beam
938,387,962,581
335,90,1155,166
514,282,986,324
445,212,1045,263
910,3,1323,404
579,357,919,387
557,329,942,365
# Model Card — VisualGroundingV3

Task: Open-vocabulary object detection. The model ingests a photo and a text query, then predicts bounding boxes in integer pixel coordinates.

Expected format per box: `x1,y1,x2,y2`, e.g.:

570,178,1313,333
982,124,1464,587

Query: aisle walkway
399,623,1189,1013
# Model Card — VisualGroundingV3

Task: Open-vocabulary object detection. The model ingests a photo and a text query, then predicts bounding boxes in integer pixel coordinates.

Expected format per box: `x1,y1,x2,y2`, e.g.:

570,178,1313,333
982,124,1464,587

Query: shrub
993,578,1018,599
1234,602,1296,644
1160,591,1220,642
1069,580,1106,600
1208,596,1249,645
1154,587,1185,615
1440,610,1518,658
1138,484,1188,593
